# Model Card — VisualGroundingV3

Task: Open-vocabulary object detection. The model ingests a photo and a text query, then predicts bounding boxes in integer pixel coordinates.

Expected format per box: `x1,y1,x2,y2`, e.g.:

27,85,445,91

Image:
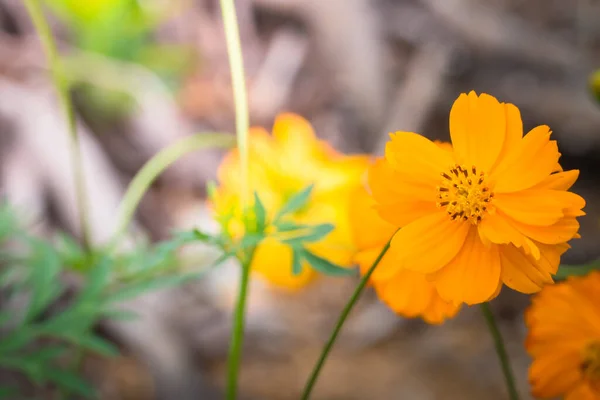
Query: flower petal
272,113,329,160
376,269,432,318
368,158,439,227
536,242,570,275
449,91,506,172
494,190,566,226
489,102,523,174
564,382,598,400
385,131,454,185
368,158,437,203
432,227,501,305
491,125,560,193
349,186,397,249
360,250,461,324
252,238,317,290
506,214,580,244
374,202,439,229
499,244,553,294
533,170,580,191
478,211,540,258
373,212,470,279
529,350,582,399
554,190,587,217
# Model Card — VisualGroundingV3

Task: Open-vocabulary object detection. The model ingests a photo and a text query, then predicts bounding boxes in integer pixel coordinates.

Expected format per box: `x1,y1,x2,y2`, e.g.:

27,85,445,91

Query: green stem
219,1,252,398
480,302,520,400
219,0,250,208
23,0,91,250
226,250,255,400
301,239,392,400
108,133,236,251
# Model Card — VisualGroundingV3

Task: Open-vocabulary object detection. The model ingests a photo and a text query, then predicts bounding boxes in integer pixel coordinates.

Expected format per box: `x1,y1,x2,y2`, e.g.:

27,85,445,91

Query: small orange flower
212,113,369,290
349,183,461,324
370,91,585,305
526,272,600,400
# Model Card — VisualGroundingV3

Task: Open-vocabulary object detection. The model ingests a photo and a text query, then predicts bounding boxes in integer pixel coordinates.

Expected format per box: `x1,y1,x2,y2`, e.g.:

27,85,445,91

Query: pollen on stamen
436,164,495,225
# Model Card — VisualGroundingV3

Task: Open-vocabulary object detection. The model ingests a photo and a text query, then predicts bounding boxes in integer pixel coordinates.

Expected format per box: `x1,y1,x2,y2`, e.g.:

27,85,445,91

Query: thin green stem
219,0,250,208
219,1,252,398
23,0,91,251
226,250,255,400
301,238,392,400
480,302,520,400
108,133,236,251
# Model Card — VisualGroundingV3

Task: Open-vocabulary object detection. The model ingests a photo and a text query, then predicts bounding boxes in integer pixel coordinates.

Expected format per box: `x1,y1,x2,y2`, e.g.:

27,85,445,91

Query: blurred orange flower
526,272,600,400
212,113,369,290
369,91,585,305
349,183,461,324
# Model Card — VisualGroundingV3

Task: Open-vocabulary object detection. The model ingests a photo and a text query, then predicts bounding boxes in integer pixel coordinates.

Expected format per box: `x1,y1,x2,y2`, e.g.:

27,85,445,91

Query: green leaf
206,180,218,202
107,273,198,303
74,335,119,357
0,387,17,398
23,240,64,322
28,346,67,363
253,192,267,233
38,302,99,335
190,228,217,243
300,250,356,277
274,184,314,222
101,308,139,321
0,330,35,354
238,233,264,251
555,262,600,280
0,311,13,327
44,368,95,398
281,224,334,248
274,221,306,232
291,249,303,276
54,232,87,270
76,257,112,303
0,204,19,239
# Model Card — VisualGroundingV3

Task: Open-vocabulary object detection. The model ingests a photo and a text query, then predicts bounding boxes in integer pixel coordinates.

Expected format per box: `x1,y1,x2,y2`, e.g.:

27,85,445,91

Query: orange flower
349,183,461,324
212,113,369,290
526,272,600,400
369,91,585,305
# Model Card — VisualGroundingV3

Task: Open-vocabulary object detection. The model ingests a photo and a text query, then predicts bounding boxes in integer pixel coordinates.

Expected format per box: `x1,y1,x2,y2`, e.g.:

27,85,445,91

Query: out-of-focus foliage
590,70,600,104
0,204,211,398
43,0,194,117
211,184,357,278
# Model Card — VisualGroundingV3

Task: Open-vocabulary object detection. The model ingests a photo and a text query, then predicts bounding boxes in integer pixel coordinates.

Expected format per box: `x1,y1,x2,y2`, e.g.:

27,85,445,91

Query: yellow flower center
436,164,494,224
581,341,600,392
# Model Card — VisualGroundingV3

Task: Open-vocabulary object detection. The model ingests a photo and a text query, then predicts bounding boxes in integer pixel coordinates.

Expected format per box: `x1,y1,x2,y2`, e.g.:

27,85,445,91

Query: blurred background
1,0,600,399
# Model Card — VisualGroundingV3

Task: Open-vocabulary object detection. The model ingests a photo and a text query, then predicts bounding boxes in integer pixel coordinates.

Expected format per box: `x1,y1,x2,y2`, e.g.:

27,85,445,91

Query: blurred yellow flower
349,182,461,324
212,113,369,290
526,272,600,400
370,91,585,305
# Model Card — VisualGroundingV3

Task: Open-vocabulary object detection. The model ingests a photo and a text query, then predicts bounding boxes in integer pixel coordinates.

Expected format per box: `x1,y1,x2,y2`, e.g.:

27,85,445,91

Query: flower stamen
436,164,494,224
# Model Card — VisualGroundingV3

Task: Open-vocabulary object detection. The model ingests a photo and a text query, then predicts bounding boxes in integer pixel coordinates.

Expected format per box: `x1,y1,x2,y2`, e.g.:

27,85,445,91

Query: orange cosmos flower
212,113,369,290
526,271,600,400
369,91,585,305
349,182,461,324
